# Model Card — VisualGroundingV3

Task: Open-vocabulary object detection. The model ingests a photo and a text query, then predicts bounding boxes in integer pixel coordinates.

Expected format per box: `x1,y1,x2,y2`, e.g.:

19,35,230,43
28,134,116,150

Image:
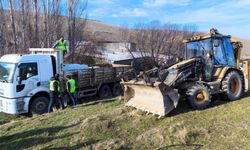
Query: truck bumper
0,97,28,115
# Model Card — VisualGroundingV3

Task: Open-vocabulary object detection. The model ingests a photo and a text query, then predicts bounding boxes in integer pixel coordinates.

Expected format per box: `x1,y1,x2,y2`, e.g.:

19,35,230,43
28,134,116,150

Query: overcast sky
87,0,250,39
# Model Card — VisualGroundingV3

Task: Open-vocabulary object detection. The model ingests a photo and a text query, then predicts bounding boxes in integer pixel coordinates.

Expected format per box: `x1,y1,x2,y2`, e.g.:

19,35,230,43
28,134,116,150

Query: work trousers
68,92,76,106
48,92,64,113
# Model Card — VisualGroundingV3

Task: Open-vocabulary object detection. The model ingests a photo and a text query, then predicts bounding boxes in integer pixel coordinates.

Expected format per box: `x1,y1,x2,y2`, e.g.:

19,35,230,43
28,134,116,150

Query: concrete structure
95,41,137,63
96,41,136,53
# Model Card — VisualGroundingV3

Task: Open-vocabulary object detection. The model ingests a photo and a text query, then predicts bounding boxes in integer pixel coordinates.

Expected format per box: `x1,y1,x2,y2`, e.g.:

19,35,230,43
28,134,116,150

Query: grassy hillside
85,20,250,53
0,113,24,126
0,96,250,150
84,19,123,42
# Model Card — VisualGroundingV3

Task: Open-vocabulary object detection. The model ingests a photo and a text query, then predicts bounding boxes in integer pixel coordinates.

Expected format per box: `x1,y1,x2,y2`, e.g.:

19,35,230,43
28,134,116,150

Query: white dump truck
0,48,130,115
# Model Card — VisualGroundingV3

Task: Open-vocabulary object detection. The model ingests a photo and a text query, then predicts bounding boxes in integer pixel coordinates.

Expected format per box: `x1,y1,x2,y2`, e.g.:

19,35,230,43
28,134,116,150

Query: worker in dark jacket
66,75,76,106
48,74,64,113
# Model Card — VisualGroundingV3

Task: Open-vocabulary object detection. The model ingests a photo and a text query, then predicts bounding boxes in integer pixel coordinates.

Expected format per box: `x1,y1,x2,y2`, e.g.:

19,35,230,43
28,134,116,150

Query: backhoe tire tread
222,71,243,101
186,84,211,109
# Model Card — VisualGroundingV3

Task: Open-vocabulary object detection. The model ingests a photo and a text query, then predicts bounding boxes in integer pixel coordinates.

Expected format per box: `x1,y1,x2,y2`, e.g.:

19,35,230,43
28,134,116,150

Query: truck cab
0,49,60,114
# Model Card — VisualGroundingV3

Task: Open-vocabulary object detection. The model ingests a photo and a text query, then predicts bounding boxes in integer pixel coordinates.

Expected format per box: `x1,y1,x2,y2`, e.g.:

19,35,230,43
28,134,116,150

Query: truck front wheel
30,96,49,115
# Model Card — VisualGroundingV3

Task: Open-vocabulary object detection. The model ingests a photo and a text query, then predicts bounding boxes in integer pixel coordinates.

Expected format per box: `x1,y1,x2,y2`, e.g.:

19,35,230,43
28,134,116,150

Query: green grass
0,96,250,150
0,113,25,126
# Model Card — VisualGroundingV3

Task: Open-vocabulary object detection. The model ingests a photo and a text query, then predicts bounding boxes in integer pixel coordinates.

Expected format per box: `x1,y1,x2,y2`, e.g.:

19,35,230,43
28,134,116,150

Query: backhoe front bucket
122,81,180,116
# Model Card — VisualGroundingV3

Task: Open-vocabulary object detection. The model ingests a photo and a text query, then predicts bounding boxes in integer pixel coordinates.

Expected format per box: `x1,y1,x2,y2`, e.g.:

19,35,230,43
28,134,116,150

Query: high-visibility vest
56,40,66,51
50,80,61,92
67,79,76,93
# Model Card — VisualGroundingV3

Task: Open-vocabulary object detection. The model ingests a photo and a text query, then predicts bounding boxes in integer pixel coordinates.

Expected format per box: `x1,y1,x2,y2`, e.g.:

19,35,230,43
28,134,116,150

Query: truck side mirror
213,39,220,47
17,76,22,84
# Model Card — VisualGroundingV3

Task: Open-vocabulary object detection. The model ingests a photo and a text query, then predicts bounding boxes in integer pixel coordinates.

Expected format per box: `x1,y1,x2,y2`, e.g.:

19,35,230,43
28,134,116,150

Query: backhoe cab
122,28,249,116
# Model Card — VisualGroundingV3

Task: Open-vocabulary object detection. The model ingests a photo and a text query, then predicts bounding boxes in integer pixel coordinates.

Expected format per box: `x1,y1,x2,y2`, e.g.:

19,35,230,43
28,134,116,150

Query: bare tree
67,0,88,63
124,21,197,66
0,0,7,53
24,0,34,49
119,26,136,58
20,0,27,49
54,0,60,38
33,0,39,47
67,0,72,54
8,0,17,52
0,0,90,56
41,0,48,47
71,41,99,65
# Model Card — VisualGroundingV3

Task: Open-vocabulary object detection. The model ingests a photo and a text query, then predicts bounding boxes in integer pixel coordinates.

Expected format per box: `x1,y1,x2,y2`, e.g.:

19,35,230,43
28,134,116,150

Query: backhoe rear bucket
122,81,180,116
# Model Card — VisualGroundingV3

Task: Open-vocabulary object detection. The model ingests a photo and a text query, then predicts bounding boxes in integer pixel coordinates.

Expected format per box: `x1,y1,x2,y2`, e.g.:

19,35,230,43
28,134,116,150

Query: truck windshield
186,39,212,59
0,62,16,83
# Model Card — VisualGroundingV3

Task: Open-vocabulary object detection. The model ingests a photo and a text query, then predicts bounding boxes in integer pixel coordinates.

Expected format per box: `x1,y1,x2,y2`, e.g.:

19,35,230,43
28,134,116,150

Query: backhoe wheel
222,71,243,101
98,85,112,99
187,84,211,109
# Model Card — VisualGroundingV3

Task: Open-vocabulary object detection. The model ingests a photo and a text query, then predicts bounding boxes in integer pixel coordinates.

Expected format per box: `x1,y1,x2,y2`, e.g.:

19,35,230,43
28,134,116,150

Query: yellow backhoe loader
121,28,250,116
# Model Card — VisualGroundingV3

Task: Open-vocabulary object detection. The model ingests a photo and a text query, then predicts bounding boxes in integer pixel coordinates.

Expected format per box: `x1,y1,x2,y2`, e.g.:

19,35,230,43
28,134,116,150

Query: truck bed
64,65,130,89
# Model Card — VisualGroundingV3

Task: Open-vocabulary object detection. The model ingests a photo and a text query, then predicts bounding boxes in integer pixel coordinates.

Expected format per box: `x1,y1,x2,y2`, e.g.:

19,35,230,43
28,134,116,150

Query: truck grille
0,89,4,96
0,99,2,108
17,101,25,112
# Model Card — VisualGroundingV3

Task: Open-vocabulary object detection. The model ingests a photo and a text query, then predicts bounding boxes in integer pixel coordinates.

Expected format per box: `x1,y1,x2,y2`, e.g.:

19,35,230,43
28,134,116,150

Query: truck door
16,62,40,95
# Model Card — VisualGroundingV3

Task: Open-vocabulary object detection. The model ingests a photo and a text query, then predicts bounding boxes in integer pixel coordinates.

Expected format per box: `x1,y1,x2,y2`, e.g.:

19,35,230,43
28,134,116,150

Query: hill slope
0,96,250,150
84,19,123,42
85,20,250,56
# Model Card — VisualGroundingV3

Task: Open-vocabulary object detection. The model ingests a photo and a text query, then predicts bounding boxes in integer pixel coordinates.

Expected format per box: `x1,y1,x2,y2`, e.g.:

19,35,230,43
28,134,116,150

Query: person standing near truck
48,74,64,113
66,75,76,106
53,36,68,56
